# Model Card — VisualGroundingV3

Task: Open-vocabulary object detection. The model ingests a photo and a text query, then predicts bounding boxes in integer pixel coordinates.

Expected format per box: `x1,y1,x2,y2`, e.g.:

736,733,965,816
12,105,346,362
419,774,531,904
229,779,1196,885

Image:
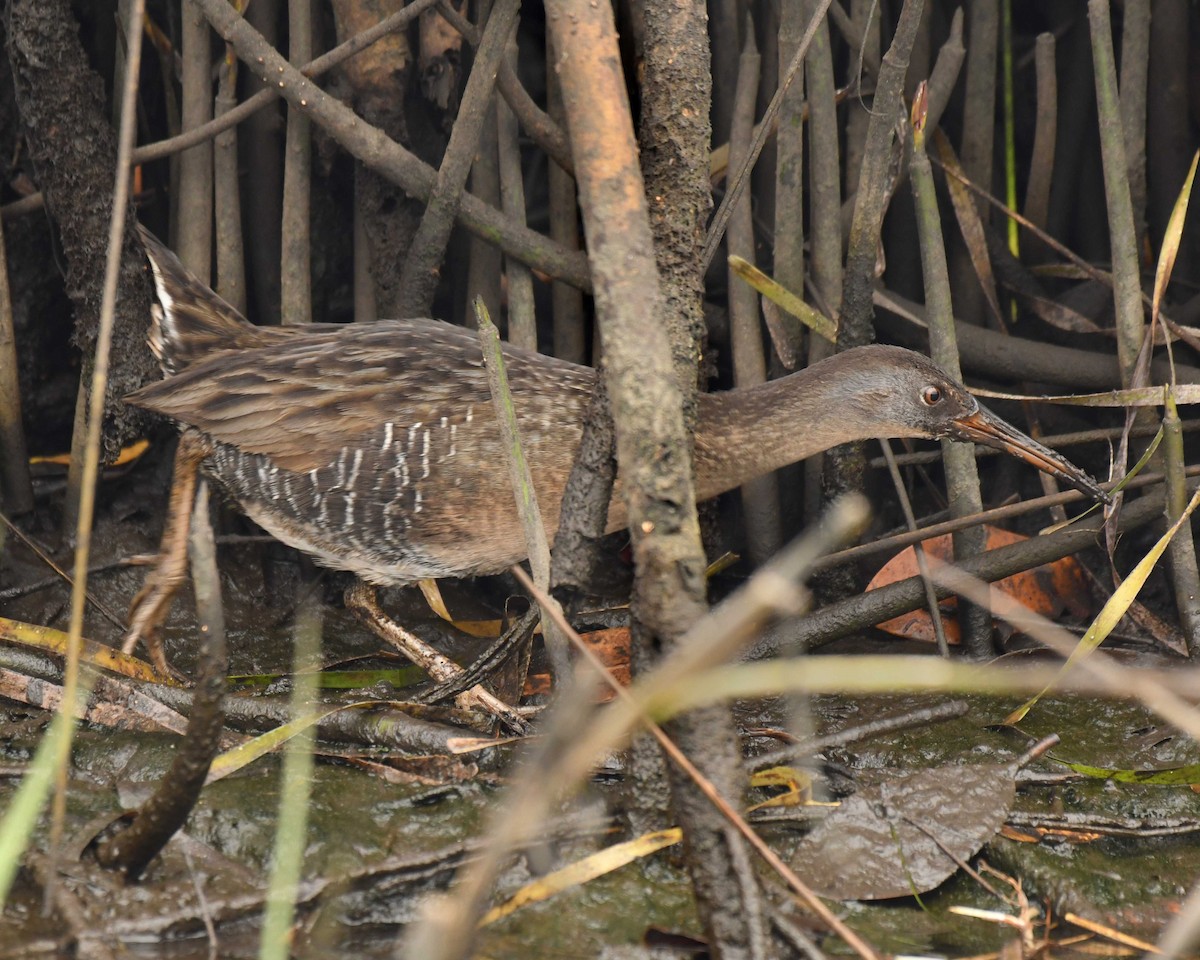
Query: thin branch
701,0,835,269
188,0,592,291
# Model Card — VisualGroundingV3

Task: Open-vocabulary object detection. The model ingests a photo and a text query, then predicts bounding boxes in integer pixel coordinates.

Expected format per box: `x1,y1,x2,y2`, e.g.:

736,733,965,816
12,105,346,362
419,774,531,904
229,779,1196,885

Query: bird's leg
344,580,530,735
125,429,212,678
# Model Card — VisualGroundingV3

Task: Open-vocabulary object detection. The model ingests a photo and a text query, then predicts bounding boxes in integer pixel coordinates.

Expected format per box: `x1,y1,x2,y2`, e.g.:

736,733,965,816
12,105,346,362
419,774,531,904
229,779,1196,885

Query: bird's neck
693,367,870,501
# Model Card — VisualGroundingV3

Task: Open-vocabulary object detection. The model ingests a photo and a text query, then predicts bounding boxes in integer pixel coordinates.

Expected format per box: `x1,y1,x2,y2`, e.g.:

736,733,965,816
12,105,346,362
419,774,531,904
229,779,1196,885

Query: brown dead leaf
867,526,1091,644
523,627,631,699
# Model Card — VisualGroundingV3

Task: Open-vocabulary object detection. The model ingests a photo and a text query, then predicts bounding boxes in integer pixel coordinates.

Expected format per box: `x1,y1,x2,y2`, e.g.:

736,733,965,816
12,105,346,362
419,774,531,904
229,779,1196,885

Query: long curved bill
949,407,1110,503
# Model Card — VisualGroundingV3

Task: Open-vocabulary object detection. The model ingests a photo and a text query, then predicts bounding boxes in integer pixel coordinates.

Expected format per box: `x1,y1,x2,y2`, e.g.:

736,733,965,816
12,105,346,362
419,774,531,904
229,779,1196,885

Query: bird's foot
125,562,189,681
124,430,211,683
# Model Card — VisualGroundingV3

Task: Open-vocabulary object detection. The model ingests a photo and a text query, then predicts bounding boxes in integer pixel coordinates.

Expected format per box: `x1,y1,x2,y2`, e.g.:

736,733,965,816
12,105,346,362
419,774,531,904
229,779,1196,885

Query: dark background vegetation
2,1,1200,957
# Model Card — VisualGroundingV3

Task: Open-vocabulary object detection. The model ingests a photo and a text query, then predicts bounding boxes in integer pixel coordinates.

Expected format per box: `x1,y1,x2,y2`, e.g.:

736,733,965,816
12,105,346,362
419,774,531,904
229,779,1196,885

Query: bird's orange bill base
948,408,1110,503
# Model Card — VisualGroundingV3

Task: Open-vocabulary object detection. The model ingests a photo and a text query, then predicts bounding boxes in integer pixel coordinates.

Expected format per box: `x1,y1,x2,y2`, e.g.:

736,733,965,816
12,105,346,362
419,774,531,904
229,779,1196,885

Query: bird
124,227,1107,699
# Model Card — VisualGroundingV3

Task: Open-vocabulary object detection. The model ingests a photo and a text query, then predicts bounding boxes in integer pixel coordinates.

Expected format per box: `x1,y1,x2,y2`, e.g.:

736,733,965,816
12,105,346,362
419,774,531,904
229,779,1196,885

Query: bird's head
836,346,1110,503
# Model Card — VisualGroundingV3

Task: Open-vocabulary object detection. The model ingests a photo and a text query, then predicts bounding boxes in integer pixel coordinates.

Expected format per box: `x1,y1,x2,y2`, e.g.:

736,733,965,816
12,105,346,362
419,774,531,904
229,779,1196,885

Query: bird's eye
922,386,942,406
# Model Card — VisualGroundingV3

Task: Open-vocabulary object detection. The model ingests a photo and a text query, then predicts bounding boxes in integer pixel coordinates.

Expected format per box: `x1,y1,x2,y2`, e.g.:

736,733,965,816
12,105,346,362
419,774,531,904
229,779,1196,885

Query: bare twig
910,90,989,656
701,0,835,269
0,213,33,514
727,20,779,566
880,439,951,656
434,0,573,175
190,0,591,291
213,54,247,314
496,40,535,351
397,0,519,316
177,0,213,279
1089,0,1146,387
280,0,314,325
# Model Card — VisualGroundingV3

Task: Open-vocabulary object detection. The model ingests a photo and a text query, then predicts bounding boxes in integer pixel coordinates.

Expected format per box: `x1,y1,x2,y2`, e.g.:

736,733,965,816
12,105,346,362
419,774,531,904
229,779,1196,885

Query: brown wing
127,318,598,473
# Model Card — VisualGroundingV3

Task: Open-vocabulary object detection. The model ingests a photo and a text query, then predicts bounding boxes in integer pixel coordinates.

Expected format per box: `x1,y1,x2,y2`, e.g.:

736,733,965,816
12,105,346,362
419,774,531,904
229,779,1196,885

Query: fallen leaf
867,526,1090,644
792,761,1019,900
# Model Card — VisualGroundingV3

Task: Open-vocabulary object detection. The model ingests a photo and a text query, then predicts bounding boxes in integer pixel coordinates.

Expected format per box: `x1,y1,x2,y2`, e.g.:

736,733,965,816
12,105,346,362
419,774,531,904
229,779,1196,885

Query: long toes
124,587,180,679
127,583,166,639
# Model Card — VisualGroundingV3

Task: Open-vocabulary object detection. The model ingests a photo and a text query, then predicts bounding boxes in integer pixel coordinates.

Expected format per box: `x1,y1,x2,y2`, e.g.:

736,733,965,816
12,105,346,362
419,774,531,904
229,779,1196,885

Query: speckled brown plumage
127,228,1107,589
130,310,600,582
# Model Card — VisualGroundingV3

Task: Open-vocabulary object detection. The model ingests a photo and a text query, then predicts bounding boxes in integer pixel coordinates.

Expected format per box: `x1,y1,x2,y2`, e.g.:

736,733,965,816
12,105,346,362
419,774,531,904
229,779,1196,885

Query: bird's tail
137,224,268,374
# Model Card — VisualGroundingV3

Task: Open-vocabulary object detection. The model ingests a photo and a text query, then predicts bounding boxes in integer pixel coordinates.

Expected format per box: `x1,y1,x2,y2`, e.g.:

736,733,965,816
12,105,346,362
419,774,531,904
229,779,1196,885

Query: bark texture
546,3,773,956
7,0,156,459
